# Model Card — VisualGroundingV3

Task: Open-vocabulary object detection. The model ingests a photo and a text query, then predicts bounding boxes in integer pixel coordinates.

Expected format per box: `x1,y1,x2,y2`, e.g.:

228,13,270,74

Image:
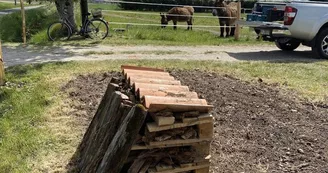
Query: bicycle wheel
47,22,72,41
86,19,109,40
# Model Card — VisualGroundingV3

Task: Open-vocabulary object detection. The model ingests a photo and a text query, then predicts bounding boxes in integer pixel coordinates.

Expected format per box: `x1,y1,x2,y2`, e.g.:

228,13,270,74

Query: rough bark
79,91,123,172
96,105,147,173
80,102,133,172
77,82,119,168
54,0,77,31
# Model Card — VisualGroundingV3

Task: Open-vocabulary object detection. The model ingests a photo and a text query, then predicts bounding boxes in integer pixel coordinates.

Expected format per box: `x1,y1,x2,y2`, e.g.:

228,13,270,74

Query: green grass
83,50,115,55
1,60,327,171
83,50,183,55
0,64,58,172
0,2,39,10
0,2,16,10
0,6,58,42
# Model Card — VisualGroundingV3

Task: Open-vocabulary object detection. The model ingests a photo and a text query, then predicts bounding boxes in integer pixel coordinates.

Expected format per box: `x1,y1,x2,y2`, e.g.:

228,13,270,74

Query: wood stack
76,65,214,173
122,65,214,173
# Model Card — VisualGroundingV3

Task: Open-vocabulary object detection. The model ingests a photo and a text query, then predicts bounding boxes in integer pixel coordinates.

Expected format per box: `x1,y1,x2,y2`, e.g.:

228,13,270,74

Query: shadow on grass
227,49,325,63
66,151,80,173
6,61,69,76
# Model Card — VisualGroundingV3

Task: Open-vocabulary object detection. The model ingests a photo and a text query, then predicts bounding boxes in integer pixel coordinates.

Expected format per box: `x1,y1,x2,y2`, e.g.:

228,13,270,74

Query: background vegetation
0,2,261,45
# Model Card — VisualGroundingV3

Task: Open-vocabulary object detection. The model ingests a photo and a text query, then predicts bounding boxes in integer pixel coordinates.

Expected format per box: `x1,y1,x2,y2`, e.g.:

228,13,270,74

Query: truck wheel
312,28,328,59
275,38,301,51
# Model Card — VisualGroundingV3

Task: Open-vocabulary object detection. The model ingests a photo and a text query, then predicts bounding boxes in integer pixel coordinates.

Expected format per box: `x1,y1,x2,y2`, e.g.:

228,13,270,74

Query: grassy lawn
0,60,327,172
0,2,16,10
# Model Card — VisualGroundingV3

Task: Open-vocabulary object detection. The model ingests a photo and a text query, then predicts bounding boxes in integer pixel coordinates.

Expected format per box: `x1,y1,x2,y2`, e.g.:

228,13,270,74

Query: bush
0,7,58,42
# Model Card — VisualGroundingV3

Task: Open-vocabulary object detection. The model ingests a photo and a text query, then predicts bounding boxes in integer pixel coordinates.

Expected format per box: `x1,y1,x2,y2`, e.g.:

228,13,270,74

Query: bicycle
47,8,109,41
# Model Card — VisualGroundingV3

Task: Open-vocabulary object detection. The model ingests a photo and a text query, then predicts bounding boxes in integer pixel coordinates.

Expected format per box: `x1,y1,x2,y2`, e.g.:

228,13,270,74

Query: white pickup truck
276,1,328,59
242,1,328,59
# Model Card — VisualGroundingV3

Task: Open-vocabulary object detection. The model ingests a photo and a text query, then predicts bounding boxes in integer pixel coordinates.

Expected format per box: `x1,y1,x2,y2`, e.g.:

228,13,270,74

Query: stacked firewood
76,65,214,173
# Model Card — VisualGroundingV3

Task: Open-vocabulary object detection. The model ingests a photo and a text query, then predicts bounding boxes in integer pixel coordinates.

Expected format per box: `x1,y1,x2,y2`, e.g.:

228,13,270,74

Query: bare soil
63,70,328,173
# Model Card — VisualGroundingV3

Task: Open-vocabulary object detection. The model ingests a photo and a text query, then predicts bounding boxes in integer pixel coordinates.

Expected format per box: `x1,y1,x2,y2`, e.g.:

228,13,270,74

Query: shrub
0,7,58,42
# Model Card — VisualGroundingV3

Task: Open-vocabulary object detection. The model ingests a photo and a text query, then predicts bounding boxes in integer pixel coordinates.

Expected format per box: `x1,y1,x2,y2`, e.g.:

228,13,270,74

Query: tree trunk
80,0,88,27
54,0,77,32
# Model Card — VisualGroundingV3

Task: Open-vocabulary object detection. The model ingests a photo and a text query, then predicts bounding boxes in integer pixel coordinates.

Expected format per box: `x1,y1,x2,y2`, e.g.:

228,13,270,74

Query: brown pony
212,0,237,37
160,6,194,30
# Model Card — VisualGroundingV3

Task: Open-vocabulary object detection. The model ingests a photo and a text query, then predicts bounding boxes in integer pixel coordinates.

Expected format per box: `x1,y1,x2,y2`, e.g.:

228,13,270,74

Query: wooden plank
131,139,210,150
80,91,123,172
192,142,211,159
156,164,173,171
124,69,170,76
148,163,210,173
139,159,152,173
134,83,189,94
143,96,207,109
182,114,213,123
151,114,175,126
148,138,212,147
198,122,214,139
129,77,181,86
137,88,198,99
96,105,147,173
147,118,213,132
127,158,147,173
180,163,193,168
148,103,214,113
121,65,165,72
77,82,119,168
0,41,4,86
126,73,175,81
194,167,210,173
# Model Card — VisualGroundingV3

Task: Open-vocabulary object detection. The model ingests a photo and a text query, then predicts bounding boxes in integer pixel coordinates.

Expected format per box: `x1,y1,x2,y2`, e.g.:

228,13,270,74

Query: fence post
0,40,5,86
234,1,241,41
19,0,26,45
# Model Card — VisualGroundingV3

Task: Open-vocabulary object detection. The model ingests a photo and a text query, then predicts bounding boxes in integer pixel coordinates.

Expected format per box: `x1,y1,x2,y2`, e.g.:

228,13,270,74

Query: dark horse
212,0,237,37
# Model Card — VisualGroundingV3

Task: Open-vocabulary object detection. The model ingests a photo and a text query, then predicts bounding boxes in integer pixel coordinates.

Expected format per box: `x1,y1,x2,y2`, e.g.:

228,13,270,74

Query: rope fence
104,0,226,9
102,10,237,19
98,1,248,39
107,22,258,28
103,0,254,11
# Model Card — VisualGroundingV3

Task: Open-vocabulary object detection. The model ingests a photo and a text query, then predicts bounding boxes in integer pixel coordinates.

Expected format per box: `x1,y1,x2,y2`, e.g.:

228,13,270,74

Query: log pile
76,65,214,173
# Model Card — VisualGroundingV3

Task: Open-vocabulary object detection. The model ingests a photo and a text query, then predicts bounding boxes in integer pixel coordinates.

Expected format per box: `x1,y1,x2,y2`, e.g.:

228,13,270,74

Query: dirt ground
63,70,328,173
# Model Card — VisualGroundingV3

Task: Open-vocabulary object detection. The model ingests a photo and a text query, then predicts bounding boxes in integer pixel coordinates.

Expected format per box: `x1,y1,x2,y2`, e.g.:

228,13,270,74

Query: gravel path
2,44,317,67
